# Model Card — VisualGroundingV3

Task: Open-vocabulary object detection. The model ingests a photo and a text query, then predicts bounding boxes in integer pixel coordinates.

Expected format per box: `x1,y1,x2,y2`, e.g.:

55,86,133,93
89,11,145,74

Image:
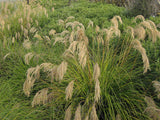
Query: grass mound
1,0,160,120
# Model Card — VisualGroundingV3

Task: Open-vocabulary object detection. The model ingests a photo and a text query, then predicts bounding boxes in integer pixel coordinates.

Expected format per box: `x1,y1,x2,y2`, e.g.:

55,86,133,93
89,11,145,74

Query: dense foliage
0,0,160,120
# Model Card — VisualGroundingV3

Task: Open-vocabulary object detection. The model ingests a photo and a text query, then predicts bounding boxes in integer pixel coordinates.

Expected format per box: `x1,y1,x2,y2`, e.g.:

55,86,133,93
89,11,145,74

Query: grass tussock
21,14,160,119
1,0,160,120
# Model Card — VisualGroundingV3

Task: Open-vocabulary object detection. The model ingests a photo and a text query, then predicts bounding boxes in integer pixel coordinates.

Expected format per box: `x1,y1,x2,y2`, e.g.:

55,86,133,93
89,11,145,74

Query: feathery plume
17,32,21,40
140,20,160,43
77,41,88,68
148,29,157,43
65,16,75,22
95,25,100,33
152,81,160,93
56,61,68,81
3,53,10,61
140,21,152,30
21,25,24,31
87,20,93,28
66,22,75,30
24,52,34,65
1,20,5,26
32,88,48,107
59,30,70,36
73,21,85,30
90,103,99,120
66,21,85,30
53,37,65,46
131,40,150,73
111,16,122,28
93,63,100,81
144,96,160,120
68,41,78,53
30,27,37,33
103,27,120,49
146,20,157,29
30,18,33,23
23,39,32,49
44,36,51,41
65,37,88,68
74,104,81,120
65,105,72,120
15,32,18,40
76,28,88,44
127,26,134,39
40,63,54,72
51,66,57,82
58,19,64,26
65,80,74,101
52,7,54,12
134,26,146,40
35,20,39,26
18,18,23,24
47,92,54,103
110,26,121,37
12,37,15,44
116,114,121,120
97,34,104,45
156,30,160,40
44,36,51,45
144,107,160,120
24,28,28,37
34,33,43,40
144,96,156,108
102,28,112,50
27,23,31,29
49,29,56,36
95,79,101,103
157,23,160,28
23,65,40,97
69,31,74,43
152,81,160,99
135,15,145,22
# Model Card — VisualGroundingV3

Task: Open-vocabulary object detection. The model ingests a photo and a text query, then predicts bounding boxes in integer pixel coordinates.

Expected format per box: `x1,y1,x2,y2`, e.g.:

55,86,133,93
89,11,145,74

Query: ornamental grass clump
22,16,158,119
